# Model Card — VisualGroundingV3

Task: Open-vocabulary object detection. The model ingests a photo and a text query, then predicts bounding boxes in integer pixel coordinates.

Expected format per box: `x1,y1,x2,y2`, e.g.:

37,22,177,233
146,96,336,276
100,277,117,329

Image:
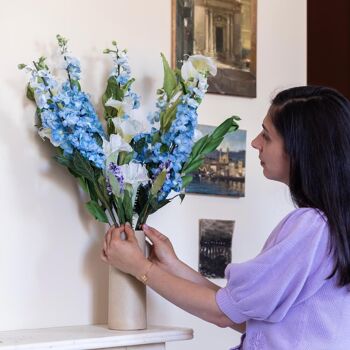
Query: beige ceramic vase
107,230,147,330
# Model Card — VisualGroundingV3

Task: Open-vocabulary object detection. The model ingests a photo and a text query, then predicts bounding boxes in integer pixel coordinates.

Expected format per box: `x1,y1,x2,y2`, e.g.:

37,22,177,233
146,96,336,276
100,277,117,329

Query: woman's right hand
142,224,179,273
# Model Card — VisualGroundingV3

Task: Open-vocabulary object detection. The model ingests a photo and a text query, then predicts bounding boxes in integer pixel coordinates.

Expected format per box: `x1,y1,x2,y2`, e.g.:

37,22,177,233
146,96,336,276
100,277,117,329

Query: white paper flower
112,117,146,143
102,134,132,158
181,60,200,81
105,97,133,117
189,55,217,76
181,55,217,81
120,162,149,186
38,127,61,147
117,162,150,207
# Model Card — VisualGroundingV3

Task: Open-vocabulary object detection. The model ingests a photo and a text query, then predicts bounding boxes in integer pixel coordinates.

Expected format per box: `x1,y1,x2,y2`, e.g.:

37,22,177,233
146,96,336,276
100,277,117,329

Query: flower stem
63,56,73,89
93,183,118,226
107,207,118,227
33,61,54,98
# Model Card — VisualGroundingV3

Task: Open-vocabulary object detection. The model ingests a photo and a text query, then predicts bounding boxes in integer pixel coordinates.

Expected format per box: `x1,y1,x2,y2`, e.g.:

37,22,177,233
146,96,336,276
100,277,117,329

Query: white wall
0,0,306,349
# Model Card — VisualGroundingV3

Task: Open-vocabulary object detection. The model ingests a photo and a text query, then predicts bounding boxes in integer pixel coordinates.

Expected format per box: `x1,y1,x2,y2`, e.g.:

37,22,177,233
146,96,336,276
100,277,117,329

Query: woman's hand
142,224,180,273
101,224,149,278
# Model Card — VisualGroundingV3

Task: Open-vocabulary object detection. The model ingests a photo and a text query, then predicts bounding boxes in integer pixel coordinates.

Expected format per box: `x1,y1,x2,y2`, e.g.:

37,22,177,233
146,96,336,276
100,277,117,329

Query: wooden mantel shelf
0,325,193,350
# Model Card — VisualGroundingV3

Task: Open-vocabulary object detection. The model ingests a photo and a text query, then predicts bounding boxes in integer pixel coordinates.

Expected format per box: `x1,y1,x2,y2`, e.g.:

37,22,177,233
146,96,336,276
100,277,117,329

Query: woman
102,86,350,349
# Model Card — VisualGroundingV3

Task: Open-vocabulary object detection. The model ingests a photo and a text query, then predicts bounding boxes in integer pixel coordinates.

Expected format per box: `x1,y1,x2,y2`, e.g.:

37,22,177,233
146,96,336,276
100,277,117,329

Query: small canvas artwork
186,125,246,197
199,219,234,278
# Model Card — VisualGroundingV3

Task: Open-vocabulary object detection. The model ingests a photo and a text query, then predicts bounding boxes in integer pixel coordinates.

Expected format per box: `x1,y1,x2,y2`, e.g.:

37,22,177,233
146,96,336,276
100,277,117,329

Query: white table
0,325,193,350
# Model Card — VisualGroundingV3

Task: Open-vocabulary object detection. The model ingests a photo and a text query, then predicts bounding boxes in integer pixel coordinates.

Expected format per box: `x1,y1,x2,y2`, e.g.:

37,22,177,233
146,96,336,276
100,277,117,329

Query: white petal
38,128,61,147
112,117,146,143
181,61,199,81
121,162,149,185
103,134,132,157
105,98,132,117
189,55,217,76
105,98,123,109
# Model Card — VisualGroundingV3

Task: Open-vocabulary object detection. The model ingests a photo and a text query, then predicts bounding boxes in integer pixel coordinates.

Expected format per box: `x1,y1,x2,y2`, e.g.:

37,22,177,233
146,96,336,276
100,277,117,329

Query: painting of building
173,0,257,97
186,125,246,197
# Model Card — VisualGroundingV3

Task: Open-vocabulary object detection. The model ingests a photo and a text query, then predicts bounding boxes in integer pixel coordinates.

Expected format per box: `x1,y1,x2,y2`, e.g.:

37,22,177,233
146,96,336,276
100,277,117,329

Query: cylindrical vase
107,230,147,330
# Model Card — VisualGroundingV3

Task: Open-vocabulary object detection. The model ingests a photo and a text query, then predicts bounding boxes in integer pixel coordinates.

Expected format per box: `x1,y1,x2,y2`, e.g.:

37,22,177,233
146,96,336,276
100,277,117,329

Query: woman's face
251,112,290,185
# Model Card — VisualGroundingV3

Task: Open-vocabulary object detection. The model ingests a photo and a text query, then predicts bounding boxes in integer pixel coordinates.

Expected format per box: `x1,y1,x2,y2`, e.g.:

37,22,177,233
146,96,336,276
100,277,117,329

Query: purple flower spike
108,162,125,193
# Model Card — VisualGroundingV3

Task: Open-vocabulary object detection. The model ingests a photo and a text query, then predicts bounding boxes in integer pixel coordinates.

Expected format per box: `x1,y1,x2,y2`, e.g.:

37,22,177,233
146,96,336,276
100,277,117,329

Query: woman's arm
143,224,220,291
102,224,246,333
142,260,246,333
167,259,221,291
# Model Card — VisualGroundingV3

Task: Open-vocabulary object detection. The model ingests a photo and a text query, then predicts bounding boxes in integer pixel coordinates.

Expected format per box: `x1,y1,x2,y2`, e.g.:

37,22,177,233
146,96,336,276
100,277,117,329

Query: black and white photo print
199,219,235,278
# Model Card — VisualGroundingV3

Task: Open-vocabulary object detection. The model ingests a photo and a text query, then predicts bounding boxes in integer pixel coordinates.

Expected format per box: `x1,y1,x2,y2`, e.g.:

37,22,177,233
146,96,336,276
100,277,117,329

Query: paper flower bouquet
19,35,239,229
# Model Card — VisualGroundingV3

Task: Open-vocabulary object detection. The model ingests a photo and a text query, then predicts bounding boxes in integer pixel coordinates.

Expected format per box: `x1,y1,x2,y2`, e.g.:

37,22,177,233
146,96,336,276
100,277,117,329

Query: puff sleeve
216,208,333,324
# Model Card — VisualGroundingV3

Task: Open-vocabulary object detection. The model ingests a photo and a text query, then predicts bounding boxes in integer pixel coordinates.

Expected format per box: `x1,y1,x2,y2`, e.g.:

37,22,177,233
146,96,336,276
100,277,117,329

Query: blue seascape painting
186,125,246,197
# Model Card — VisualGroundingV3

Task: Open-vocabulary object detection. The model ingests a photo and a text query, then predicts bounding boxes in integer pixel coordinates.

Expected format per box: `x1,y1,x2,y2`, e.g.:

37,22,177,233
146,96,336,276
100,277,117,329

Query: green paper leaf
190,135,209,158
181,175,193,189
107,118,115,135
118,151,134,165
53,154,80,178
54,154,72,168
103,76,124,102
123,188,133,224
160,97,181,133
26,84,35,102
115,197,125,224
72,151,95,182
88,182,100,203
151,170,167,196
108,171,122,197
182,158,204,175
152,131,161,144
97,176,109,203
78,177,89,194
149,197,170,213
85,200,109,223
102,76,124,119
71,80,81,91
210,116,240,140
200,137,224,155
131,136,147,156
93,133,103,148
106,151,119,167
35,108,42,129
161,53,177,100
149,192,185,214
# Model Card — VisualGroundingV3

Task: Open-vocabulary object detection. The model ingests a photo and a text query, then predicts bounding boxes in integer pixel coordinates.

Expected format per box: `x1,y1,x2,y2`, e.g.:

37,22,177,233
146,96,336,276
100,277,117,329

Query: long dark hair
270,86,350,287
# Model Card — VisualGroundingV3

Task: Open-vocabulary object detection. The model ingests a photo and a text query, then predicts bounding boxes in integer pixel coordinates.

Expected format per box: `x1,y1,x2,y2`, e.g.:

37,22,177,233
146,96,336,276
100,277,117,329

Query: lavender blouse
216,208,350,349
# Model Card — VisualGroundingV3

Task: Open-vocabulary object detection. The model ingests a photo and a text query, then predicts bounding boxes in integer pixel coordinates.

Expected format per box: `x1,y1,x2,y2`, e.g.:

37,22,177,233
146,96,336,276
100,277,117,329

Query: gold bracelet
139,262,153,284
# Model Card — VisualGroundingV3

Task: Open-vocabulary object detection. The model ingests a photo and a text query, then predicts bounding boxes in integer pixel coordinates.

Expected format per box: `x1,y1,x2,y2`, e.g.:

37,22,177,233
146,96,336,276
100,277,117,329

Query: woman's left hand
101,223,148,277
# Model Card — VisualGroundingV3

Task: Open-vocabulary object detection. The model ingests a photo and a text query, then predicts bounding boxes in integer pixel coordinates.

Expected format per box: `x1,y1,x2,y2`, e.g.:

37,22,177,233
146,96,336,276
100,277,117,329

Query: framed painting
172,0,257,97
186,125,246,197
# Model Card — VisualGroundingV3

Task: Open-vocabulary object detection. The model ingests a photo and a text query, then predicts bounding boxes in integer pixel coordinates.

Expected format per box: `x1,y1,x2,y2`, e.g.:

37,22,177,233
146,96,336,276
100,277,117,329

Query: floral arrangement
19,35,239,229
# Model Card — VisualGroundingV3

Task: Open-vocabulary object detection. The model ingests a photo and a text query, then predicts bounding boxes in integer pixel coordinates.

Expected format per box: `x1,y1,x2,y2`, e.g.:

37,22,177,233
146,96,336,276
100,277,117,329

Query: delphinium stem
33,61,54,99
63,56,73,89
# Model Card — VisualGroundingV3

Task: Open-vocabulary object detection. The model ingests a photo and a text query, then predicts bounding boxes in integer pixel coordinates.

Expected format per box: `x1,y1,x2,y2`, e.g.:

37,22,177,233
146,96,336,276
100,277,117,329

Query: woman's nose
251,135,260,150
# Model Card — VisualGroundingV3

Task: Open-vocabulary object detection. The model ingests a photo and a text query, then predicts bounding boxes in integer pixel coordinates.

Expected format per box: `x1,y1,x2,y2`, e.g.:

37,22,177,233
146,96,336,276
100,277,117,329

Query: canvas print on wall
199,219,234,278
172,0,257,97
186,125,246,197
